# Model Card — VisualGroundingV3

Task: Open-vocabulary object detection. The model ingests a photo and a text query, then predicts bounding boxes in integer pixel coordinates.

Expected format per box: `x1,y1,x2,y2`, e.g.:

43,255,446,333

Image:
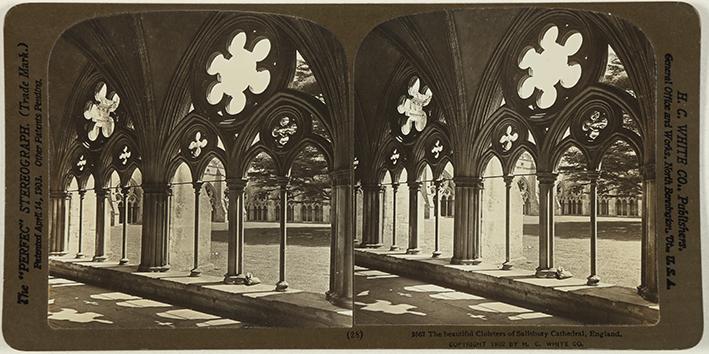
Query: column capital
391,183,400,192
95,187,110,198
353,184,362,193
143,182,171,194
453,176,483,187
536,172,558,184
407,180,422,189
361,184,381,192
50,190,69,199
275,176,290,188
503,175,514,185
585,171,600,182
78,189,87,198
120,186,131,195
329,168,351,186
641,162,655,180
226,177,248,190
193,180,204,191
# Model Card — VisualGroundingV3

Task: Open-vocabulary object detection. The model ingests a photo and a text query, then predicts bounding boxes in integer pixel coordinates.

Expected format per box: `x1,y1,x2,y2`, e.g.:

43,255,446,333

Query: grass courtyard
105,222,332,295
382,215,642,289
94,213,641,296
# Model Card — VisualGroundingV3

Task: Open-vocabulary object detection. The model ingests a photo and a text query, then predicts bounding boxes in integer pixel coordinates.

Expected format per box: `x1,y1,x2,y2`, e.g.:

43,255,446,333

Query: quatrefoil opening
119,146,132,165
188,131,208,158
390,149,401,166
517,25,583,109
76,155,87,171
271,116,298,146
397,77,433,136
431,140,444,159
499,125,519,152
83,83,120,141
206,32,272,116
581,110,608,141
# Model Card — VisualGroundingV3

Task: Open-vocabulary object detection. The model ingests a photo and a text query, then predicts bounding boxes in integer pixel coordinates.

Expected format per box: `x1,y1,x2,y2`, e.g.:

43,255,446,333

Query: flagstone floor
48,275,253,329
354,266,580,325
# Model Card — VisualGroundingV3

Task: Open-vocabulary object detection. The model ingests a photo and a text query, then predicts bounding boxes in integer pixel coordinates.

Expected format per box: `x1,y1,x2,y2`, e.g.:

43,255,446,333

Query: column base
275,280,289,292
49,251,67,257
189,268,201,277
118,258,129,265
637,285,658,303
223,273,247,285
92,255,107,262
501,261,513,270
75,253,84,259
405,248,421,255
326,291,353,309
141,265,170,272
389,245,400,251
535,268,557,278
587,275,600,286
450,258,481,265
432,250,442,258
361,243,383,248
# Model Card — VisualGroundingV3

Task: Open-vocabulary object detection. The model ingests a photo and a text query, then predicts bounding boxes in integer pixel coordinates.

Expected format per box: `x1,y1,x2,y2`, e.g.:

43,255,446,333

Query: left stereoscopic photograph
47,11,353,328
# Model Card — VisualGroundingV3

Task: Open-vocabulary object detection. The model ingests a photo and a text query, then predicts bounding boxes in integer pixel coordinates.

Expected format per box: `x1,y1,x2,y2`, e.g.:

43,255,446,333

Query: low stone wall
355,250,658,325
50,258,351,328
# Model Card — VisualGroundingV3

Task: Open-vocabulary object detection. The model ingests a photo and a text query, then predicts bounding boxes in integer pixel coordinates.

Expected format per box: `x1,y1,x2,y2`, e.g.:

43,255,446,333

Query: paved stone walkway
48,276,252,329
354,266,579,325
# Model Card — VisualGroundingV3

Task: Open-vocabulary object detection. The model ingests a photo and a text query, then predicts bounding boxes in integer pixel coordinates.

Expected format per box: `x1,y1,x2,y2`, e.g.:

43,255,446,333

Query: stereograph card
1,1,704,350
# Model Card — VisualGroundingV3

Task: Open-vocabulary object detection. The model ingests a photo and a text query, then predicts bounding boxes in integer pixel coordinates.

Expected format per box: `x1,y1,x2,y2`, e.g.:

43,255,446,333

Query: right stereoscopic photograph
353,8,658,326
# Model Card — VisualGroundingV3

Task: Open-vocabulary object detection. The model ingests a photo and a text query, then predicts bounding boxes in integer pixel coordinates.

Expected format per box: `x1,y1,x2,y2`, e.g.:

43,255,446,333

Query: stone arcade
48,11,353,326
353,8,658,324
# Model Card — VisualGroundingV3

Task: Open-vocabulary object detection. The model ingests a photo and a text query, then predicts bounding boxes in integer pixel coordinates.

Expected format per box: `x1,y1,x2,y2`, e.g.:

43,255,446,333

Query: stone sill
49,257,352,328
355,249,659,325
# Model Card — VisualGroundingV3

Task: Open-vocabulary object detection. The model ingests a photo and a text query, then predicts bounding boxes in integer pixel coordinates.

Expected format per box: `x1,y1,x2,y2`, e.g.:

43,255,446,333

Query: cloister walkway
354,267,579,325
49,276,251,329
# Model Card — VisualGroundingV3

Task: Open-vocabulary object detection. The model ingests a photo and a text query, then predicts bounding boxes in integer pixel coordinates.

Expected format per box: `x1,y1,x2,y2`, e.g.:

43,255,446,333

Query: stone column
638,165,658,302
224,178,248,284
190,181,203,277
275,176,289,292
451,177,483,265
92,188,109,262
406,181,423,255
49,190,69,256
76,189,86,258
587,172,600,285
360,184,382,247
139,183,171,272
119,187,130,265
432,180,442,258
390,183,399,251
502,175,514,270
326,169,352,308
379,186,387,245
353,185,360,244
536,172,557,277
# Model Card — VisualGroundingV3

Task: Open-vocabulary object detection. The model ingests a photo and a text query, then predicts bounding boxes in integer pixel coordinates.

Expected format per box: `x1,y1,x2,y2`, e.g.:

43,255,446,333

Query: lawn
103,222,332,295
380,215,642,289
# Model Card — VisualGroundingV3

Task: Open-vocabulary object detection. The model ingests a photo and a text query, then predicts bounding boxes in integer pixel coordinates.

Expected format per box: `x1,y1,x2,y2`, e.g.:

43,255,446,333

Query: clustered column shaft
275,176,290,292
119,186,130,265
502,175,514,270
190,181,203,277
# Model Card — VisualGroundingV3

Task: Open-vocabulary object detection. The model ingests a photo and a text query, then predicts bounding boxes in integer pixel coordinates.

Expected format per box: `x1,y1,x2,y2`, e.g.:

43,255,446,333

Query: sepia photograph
47,10,353,329
2,1,702,350
353,7,659,326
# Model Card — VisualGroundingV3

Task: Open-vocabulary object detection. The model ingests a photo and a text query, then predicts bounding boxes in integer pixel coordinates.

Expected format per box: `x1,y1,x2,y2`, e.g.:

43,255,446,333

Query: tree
556,47,642,198
247,146,331,203
557,142,641,198
245,52,331,204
